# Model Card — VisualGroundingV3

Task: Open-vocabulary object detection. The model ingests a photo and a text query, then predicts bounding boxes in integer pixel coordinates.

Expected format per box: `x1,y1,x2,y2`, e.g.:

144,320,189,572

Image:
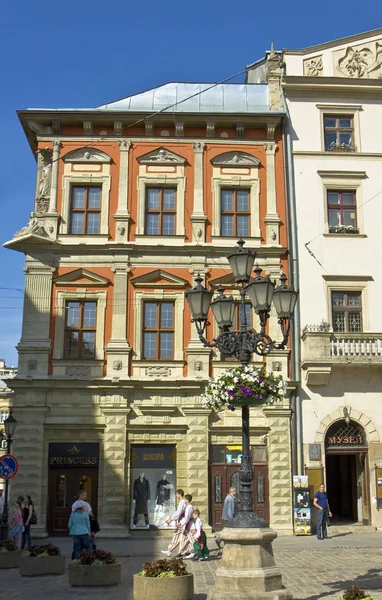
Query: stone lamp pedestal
207,527,292,600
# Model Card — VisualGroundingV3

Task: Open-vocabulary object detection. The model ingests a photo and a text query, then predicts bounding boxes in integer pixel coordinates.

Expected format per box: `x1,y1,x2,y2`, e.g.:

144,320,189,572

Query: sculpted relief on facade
303,56,323,77
334,39,382,78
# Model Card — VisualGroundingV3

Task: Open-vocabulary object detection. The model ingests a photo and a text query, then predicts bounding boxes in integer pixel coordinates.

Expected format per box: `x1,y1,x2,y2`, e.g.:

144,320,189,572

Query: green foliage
139,558,189,578
27,544,61,557
0,540,18,552
75,549,116,565
339,586,374,600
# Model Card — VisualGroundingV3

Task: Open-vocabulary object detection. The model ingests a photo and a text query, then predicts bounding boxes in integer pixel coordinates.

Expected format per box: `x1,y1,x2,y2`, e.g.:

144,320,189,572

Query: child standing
191,509,209,561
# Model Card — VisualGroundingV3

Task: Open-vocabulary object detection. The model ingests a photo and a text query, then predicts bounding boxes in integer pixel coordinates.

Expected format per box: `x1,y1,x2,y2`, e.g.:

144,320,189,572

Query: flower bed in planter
134,558,193,600
19,544,65,576
201,364,286,411
0,541,22,569
69,549,121,586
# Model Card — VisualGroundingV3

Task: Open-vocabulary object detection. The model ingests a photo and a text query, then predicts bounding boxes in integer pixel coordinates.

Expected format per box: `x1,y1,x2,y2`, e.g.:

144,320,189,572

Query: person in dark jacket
21,496,34,550
216,488,238,548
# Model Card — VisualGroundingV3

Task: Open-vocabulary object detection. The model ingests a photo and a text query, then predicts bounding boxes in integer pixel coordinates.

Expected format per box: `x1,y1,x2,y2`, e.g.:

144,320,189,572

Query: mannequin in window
132,473,150,527
153,472,173,526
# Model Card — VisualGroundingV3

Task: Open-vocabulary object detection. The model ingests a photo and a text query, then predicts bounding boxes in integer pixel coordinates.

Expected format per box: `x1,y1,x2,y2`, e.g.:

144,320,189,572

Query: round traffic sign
0,454,18,479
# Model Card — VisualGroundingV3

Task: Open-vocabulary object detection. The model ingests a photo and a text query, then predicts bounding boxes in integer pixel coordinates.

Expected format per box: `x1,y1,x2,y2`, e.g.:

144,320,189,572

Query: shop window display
130,445,176,529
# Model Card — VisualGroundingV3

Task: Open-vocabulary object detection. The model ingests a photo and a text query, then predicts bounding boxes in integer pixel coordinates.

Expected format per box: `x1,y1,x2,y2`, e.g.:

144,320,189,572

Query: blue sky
1,0,381,365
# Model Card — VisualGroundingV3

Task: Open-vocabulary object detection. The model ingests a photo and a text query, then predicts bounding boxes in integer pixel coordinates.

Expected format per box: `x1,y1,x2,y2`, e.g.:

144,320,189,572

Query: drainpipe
282,103,303,476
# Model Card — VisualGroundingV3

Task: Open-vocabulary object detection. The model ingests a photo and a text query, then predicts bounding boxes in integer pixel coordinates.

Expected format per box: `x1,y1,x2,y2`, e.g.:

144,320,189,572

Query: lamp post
186,239,298,528
0,408,17,541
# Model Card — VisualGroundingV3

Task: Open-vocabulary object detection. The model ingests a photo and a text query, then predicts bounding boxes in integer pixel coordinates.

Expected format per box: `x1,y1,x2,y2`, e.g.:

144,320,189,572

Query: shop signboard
130,445,176,529
293,475,311,535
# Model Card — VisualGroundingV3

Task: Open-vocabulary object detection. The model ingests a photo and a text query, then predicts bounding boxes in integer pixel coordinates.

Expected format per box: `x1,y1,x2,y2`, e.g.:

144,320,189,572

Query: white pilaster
190,142,207,242
48,140,61,214
264,142,281,245
114,140,132,243
17,264,54,377
186,266,211,377
106,264,131,377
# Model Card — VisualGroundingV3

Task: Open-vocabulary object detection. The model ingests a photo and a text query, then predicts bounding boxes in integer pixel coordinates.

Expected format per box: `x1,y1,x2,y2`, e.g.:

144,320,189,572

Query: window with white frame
60,148,111,236
221,188,250,237
145,187,177,236
211,151,261,241
327,190,358,233
136,147,186,239
331,291,362,333
133,291,184,362
318,170,366,235
143,301,175,359
53,291,107,362
70,186,102,234
64,300,97,359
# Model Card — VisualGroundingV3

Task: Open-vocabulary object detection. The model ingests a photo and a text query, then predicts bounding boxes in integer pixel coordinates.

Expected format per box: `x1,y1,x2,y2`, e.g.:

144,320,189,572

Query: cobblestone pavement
2,535,382,600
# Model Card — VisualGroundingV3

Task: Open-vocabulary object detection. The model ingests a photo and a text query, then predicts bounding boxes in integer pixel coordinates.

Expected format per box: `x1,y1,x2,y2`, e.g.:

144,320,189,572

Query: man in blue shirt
313,483,332,540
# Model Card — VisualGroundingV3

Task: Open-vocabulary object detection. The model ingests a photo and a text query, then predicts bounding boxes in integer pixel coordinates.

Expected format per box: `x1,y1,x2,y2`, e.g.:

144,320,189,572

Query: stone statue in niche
38,151,53,198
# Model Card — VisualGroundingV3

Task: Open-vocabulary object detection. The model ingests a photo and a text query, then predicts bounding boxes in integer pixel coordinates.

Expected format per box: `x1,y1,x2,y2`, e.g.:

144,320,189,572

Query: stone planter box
0,550,22,569
19,555,66,576
69,562,121,586
133,573,194,600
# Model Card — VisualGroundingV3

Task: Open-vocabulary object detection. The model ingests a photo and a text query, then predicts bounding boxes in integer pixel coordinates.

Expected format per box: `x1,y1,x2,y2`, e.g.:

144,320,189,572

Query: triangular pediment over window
211,151,261,168
63,148,112,163
209,273,235,288
131,270,188,287
137,147,186,165
54,268,111,286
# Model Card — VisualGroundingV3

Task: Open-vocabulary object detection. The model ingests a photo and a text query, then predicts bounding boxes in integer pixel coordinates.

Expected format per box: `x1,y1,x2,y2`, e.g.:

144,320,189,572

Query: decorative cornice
317,170,367,179
322,274,373,281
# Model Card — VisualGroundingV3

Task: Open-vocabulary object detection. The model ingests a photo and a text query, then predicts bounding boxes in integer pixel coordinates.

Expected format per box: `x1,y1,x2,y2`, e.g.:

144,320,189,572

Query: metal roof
97,82,273,113
28,82,277,114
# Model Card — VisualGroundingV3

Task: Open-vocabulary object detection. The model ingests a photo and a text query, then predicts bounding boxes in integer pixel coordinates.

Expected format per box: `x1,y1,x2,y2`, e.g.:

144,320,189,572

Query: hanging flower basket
201,365,286,411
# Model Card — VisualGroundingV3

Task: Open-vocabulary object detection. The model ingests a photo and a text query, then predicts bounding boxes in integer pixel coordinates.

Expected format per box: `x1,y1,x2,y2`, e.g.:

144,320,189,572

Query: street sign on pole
0,454,18,479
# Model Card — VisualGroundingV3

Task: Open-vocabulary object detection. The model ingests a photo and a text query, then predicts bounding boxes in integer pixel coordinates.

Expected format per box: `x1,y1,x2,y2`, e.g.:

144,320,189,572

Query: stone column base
207,527,292,600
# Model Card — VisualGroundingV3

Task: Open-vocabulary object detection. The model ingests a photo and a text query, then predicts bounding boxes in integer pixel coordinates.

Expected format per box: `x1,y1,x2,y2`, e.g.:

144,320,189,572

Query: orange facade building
5,60,295,536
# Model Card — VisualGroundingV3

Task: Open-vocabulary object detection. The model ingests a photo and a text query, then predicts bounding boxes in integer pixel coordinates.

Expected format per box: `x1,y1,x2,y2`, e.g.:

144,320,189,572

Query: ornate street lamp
0,408,17,541
186,239,298,528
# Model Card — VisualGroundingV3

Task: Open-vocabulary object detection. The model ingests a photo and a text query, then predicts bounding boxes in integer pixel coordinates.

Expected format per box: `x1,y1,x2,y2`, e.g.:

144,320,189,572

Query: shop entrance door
47,442,99,536
325,420,369,524
210,460,269,530
47,469,98,535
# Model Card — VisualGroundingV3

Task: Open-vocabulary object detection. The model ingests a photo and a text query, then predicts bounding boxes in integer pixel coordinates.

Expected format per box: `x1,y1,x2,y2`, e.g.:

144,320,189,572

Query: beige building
4,71,296,536
248,28,382,529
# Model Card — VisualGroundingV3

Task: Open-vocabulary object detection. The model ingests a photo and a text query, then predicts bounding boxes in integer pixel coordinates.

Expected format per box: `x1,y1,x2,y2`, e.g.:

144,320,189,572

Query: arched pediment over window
63,148,112,163
211,151,261,168
137,147,186,165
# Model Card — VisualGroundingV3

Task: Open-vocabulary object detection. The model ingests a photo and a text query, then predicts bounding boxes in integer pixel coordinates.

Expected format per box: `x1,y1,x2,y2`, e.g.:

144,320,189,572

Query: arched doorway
325,420,370,524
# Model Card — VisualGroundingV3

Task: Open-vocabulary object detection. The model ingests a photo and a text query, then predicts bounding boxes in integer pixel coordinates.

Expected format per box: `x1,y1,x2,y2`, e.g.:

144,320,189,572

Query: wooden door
254,464,269,521
209,463,269,530
47,469,98,535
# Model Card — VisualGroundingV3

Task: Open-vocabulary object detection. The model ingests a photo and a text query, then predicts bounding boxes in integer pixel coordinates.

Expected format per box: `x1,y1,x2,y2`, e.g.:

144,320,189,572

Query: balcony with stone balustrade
301,325,382,385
